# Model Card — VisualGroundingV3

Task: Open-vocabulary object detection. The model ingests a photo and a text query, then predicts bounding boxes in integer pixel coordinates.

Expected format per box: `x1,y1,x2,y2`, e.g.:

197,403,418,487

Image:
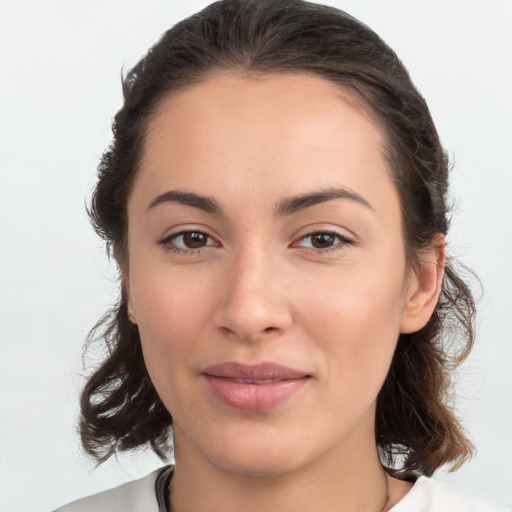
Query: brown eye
310,233,336,249
295,231,353,252
182,231,208,248
162,231,214,252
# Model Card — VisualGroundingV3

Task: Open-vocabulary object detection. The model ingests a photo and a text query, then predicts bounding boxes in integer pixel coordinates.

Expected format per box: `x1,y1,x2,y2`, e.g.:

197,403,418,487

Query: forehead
144,72,383,156
133,72,396,215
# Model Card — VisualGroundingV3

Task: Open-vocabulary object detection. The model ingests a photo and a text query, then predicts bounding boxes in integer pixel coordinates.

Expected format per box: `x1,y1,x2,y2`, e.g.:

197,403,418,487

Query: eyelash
294,230,354,253
158,229,354,255
158,230,216,255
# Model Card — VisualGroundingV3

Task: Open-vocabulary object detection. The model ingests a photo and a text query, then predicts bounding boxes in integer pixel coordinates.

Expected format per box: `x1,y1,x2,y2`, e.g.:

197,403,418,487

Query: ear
115,243,138,325
125,279,137,325
400,234,445,334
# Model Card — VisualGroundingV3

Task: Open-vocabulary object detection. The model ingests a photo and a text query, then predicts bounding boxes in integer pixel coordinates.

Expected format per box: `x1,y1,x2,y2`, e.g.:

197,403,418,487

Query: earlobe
125,282,137,325
400,234,445,334
114,243,137,325
127,299,137,324
122,274,137,325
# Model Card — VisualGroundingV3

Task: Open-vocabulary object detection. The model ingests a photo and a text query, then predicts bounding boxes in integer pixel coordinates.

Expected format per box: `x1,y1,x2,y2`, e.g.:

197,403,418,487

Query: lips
203,362,310,412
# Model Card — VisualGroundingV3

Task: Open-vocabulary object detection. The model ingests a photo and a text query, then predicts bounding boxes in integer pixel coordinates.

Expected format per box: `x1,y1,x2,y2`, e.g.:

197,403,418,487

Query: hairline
119,68,413,266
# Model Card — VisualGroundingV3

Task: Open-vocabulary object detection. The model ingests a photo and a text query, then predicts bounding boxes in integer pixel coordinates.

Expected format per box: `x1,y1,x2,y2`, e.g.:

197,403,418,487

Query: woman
55,1,509,510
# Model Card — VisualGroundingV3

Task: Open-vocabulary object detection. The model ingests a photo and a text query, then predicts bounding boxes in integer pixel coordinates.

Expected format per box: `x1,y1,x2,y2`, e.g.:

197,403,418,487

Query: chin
206,448,304,478
179,420,307,478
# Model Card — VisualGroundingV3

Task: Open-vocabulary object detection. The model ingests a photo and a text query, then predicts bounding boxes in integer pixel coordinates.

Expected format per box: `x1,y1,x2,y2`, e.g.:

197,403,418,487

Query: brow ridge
147,190,223,214
147,186,371,217
275,187,373,216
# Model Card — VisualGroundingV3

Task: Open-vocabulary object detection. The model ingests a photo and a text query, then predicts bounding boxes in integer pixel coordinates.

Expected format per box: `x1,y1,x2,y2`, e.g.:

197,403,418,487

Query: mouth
202,362,311,412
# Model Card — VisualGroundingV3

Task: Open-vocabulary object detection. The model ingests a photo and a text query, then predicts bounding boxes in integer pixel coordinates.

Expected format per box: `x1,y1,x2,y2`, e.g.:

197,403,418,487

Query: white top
54,466,510,512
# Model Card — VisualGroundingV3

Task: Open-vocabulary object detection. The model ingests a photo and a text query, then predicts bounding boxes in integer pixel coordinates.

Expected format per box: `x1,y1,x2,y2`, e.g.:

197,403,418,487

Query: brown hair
81,0,476,476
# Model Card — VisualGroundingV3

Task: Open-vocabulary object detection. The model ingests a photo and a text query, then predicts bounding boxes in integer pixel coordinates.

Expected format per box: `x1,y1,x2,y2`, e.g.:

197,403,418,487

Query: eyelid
156,225,355,254
157,227,221,253
292,227,356,252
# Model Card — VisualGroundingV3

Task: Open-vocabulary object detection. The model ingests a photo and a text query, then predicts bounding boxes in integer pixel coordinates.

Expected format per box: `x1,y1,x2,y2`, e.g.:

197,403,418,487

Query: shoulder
53,466,172,512
391,476,510,512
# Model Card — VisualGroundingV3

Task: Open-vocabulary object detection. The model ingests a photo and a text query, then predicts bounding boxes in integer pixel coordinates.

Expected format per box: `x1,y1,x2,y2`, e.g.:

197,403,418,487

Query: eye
175,231,209,249
295,231,353,251
159,230,217,253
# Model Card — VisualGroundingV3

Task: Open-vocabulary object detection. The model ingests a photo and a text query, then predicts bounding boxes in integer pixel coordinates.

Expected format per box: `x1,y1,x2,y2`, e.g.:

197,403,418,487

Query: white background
0,1,511,511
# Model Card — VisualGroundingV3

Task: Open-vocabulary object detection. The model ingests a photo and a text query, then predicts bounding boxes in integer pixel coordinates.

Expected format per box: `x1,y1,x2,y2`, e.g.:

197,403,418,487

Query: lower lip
204,375,309,412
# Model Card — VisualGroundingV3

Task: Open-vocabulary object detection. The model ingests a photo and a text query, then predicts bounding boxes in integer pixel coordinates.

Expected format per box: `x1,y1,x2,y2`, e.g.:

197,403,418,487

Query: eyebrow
147,190,223,214
147,186,372,216
275,187,373,216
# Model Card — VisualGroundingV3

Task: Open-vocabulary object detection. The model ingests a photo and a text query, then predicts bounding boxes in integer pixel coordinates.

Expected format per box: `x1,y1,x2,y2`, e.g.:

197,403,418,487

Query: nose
213,245,293,342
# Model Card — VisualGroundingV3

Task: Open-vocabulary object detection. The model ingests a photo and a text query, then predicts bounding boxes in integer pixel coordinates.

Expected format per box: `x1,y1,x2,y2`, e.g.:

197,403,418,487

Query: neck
169,428,393,512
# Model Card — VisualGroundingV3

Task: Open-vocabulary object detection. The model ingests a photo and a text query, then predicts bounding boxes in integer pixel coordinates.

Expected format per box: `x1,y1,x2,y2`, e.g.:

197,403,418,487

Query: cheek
131,257,214,330
298,261,407,397
129,265,215,395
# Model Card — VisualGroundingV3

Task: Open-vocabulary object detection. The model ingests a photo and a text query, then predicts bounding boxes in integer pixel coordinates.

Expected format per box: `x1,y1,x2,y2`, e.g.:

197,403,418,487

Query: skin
125,73,444,512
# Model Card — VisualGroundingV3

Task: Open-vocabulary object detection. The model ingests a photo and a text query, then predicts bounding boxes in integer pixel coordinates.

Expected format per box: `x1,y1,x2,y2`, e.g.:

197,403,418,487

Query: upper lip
203,362,309,381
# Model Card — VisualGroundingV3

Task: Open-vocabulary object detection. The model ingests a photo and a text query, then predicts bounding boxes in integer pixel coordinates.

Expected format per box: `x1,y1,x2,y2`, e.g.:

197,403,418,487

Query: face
125,73,424,477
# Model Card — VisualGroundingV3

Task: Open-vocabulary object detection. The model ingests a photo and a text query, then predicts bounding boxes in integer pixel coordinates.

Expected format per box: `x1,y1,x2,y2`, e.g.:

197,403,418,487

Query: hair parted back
82,0,476,477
